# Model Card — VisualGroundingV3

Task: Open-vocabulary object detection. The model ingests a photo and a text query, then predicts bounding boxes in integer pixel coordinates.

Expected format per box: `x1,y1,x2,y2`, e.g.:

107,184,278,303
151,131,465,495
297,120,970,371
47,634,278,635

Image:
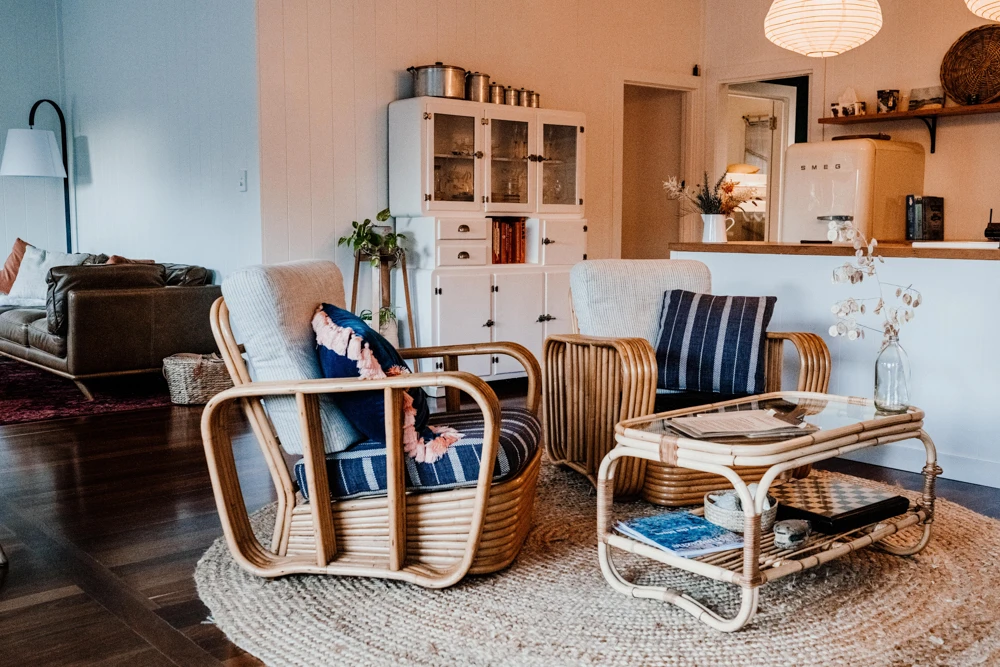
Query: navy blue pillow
653,290,776,395
313,304,460,463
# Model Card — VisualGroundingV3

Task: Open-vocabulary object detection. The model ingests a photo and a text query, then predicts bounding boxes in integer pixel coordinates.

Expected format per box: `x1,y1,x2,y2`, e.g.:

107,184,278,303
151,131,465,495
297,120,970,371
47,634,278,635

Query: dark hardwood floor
1,382,998,665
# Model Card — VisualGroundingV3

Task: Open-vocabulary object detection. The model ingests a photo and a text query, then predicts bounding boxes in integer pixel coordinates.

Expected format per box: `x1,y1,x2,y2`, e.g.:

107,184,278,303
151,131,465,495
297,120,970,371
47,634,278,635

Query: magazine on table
667,409,817,440
615,511,743,558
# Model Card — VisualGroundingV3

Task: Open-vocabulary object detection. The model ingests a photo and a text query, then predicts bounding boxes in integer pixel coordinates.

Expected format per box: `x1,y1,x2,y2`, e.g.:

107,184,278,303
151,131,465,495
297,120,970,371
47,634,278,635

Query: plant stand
349,250,418,367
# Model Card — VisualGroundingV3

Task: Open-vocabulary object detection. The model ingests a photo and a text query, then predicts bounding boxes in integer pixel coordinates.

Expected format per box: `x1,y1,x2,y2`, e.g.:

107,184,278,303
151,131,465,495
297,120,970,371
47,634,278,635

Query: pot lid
407,62,466,73
467,71,490,78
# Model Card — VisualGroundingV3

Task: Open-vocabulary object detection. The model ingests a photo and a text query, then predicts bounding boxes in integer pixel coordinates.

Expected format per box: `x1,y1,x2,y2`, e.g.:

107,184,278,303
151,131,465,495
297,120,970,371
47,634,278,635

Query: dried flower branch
829,225,921,345
663,172,761,216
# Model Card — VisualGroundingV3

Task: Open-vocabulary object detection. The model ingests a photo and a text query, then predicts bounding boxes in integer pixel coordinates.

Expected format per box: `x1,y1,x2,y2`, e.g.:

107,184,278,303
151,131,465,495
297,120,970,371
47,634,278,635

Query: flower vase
874,335,911,413
701,214,735,243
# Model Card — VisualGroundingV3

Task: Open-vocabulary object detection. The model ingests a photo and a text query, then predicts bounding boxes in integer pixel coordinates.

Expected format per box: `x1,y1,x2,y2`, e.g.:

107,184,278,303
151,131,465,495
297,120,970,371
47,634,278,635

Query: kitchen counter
669,245,1000,489
668,241,1000,261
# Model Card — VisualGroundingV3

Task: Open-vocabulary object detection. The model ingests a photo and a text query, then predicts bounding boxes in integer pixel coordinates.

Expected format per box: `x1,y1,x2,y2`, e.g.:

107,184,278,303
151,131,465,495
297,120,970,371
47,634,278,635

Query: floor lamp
0,99,72,253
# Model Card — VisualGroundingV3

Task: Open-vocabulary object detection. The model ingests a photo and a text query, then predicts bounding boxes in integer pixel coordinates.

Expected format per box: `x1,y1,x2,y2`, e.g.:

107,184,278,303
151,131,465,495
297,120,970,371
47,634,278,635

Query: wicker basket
162,353,233,405
703,490,778,534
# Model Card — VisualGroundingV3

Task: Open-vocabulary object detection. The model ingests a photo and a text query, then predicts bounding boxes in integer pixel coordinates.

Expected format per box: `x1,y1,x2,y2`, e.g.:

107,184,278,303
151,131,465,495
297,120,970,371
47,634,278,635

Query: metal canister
465,72,490,102
504,86,518,105
489,82,505,104
529,92,540,108
517,88,531,106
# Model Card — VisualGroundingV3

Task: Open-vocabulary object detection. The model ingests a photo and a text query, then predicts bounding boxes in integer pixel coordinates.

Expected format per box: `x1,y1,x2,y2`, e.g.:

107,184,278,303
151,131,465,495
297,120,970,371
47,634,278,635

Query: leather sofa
0,262,221,399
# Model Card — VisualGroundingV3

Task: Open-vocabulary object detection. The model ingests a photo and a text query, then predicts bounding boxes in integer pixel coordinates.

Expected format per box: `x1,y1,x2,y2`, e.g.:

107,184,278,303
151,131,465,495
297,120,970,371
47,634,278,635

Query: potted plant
663,173,761,243
338,208,408,342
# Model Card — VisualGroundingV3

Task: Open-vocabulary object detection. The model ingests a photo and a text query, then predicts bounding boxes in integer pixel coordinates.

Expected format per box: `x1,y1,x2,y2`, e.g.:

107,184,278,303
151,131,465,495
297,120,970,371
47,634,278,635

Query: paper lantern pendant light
967,1,1000,21
764,0,884,58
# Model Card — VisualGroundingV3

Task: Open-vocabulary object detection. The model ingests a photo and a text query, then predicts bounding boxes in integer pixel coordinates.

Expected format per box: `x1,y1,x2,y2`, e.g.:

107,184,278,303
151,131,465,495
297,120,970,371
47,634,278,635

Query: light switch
238,169,248,192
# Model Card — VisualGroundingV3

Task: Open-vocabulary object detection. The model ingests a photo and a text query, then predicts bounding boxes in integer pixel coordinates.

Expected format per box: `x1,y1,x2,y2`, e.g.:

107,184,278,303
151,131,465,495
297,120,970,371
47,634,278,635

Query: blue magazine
616,512,743,558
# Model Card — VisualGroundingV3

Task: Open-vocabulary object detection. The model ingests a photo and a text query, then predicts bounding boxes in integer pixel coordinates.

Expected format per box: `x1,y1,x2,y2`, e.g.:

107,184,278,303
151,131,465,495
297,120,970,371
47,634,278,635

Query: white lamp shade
765,0,883,58
0,128,67,178
967,0,1000,21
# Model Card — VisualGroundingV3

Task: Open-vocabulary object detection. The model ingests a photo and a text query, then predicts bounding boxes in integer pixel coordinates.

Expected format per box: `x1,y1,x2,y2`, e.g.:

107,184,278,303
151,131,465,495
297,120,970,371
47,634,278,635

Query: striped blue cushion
654,290,776,395
295,408,540,500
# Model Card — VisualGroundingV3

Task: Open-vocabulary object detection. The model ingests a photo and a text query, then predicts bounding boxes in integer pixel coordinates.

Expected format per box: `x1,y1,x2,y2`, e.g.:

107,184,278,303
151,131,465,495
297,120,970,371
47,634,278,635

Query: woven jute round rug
196,464,1000,666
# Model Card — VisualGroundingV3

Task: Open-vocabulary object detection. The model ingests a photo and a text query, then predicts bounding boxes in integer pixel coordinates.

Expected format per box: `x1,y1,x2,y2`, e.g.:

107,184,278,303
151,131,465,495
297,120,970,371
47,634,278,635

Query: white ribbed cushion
222,260,361,455
570,259,712,342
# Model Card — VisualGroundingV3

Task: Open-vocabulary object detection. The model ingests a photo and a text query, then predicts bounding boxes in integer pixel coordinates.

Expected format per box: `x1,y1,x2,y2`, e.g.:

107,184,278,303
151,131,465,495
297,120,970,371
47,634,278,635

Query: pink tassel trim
313,307,463,463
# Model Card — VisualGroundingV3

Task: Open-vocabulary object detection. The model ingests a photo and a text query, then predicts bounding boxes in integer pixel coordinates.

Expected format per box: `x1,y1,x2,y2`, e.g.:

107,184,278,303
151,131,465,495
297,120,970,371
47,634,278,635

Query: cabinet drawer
436,243,488,267
437,219,488,240
541,220,587,265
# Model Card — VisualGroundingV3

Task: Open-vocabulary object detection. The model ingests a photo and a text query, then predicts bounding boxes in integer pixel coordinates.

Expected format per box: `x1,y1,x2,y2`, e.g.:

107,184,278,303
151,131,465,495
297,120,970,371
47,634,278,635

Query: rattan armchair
542,259,831,506
201,262,542,588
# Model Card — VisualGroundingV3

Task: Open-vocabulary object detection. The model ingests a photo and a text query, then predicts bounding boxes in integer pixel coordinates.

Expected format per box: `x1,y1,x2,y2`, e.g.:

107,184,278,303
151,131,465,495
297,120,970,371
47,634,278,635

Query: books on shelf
491,218,526,264
616,511,743,558
666,409,817,440
906,195,944,241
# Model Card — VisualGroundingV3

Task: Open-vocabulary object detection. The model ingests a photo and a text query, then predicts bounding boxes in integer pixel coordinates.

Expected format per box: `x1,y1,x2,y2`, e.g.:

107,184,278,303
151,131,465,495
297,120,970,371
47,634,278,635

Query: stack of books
667,409,817,440
616,511,743,558
492,218,526,264
906,195,944,241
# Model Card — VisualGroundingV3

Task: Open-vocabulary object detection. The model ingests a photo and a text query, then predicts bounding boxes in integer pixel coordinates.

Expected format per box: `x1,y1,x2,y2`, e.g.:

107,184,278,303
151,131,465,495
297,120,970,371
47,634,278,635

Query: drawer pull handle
483,319,495,328
542,237,554,245
457,251,470,259
536,314,557,322
457,224,471,233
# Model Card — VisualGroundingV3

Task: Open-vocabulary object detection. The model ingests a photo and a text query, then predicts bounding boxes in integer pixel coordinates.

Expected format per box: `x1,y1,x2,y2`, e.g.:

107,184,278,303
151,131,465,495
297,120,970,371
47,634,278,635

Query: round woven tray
704,490,777,533
941,24,1000,105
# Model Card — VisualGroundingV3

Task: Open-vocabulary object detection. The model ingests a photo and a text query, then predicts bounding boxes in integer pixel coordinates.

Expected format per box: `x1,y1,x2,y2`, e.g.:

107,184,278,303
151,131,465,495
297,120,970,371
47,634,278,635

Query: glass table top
627,394,915,442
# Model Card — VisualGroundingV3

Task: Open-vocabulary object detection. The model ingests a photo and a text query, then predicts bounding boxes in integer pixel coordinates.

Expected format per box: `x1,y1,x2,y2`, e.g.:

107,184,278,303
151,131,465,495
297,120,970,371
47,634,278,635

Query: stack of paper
667,409,816,439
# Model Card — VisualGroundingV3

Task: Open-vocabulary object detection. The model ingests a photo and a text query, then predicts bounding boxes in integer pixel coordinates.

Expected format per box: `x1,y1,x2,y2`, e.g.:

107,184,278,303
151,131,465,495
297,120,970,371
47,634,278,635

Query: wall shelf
817,101,1000,153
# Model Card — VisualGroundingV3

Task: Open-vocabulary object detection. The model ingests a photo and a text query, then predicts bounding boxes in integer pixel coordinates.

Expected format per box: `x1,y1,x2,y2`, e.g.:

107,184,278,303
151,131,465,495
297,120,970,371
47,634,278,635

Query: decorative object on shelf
489,82,505,104
407,62,466,99
504,86,517,105
772,519,811,549
830,102,841,117
465,71,490,102
985,208,1000,241
704,486,778,534
764,0,883,58
966,0,1000,22
822,214,856,243
941,25,1000,105
162,353,234,405
0,99,72,253
877,89,900,114
908,85,945,110
338,208,416,351
664,172,762,243
828,223,922,413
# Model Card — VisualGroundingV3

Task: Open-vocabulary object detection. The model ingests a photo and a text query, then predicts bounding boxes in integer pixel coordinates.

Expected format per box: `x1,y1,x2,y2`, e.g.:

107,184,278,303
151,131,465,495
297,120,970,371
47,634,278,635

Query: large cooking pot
407,62,466,99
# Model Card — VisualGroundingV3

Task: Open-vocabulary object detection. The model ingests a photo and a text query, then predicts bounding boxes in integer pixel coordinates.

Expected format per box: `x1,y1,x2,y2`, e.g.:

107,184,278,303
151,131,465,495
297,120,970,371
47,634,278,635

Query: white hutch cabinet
389,96,586,384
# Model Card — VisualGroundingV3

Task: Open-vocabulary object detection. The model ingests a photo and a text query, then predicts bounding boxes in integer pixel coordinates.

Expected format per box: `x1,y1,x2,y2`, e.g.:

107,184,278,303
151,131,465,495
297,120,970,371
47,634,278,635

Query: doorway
620,85,684,259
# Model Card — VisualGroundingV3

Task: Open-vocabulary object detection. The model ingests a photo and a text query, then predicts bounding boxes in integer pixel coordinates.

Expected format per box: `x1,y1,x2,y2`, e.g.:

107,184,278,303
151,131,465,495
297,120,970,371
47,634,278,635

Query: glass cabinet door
485,112,534,213
427,104,482,211
537,112,585,214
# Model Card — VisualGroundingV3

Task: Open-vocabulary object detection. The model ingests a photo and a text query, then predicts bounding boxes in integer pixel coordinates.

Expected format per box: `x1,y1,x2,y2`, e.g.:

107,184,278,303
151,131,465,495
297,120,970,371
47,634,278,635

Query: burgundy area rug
0,357,175,425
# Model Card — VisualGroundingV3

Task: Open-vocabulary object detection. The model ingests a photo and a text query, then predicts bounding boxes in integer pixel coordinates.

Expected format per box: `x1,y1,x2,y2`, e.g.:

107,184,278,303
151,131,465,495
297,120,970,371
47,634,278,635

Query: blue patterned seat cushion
654,290,776,395
295,407,541,500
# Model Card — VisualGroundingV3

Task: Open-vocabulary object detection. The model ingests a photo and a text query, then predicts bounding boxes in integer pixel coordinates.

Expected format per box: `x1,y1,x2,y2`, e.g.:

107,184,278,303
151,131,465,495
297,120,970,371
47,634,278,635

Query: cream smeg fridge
779,139,925,243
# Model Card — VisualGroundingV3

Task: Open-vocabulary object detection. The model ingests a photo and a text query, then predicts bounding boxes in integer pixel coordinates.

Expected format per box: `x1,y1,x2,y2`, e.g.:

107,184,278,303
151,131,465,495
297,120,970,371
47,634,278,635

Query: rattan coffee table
597,391,942,632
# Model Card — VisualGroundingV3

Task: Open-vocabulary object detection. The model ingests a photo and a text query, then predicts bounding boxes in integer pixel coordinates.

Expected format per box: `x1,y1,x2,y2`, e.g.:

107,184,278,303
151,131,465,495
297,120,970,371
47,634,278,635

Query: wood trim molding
669,241,1000,261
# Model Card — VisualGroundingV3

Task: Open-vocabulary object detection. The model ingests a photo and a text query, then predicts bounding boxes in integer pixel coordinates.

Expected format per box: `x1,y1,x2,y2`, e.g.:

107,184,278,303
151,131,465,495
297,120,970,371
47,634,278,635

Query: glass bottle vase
874,335,911,413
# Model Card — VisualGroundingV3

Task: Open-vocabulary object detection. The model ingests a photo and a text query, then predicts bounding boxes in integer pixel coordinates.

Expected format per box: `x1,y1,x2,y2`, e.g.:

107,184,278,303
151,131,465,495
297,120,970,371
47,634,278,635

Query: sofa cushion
654,290,775,395
0,238,29,294
222,260,361,456
46,264,167,335
8,246,89,301
295,408,541,500
161,263,210,286
0,309,46,346
570,259,711,343
28,318,66,357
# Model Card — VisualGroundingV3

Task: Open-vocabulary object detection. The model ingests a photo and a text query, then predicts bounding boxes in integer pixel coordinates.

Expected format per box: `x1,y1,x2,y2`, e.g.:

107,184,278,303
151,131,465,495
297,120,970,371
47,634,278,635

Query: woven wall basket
162,353,233,405
941,24,1000,105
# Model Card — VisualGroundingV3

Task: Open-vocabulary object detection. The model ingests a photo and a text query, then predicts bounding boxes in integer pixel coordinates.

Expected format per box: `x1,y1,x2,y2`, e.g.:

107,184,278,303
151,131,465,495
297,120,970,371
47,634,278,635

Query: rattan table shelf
597,391,941,632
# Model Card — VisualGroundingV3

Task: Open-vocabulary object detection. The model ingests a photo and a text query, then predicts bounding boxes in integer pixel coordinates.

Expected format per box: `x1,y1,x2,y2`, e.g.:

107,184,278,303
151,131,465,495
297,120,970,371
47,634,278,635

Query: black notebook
771,477,910,534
